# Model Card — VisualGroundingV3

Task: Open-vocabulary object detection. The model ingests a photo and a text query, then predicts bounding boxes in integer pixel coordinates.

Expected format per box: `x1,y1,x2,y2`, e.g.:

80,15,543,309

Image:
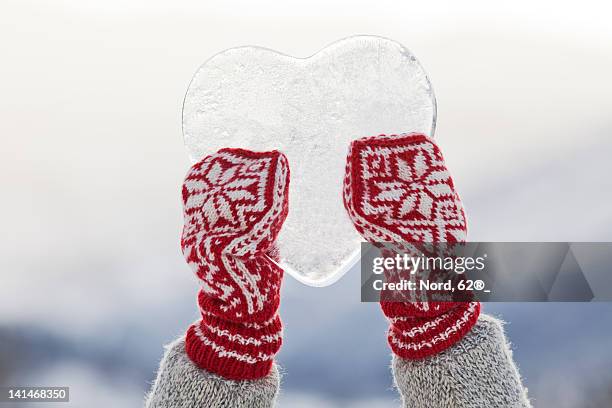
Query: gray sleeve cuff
392,314,532,408
145,337,280,408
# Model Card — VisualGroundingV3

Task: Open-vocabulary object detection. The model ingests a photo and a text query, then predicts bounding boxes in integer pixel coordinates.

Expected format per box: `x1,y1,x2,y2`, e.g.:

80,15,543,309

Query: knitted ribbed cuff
185,314,282,381
385,301,480,359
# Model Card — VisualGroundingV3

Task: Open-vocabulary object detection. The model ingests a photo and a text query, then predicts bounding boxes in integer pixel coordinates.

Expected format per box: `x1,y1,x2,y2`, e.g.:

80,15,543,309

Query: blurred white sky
27,0,612,51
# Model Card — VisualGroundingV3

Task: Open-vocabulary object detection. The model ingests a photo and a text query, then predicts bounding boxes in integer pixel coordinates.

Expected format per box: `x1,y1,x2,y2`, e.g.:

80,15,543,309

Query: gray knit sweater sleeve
146,314,530,407
392,314,532,408
145,337,280,408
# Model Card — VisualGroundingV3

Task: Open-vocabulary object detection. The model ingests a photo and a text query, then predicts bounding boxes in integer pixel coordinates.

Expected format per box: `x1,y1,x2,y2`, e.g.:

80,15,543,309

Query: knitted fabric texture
145,337,280,408
181,148,290,380
145,317,530,408
392,314,532,408
343,133,480,359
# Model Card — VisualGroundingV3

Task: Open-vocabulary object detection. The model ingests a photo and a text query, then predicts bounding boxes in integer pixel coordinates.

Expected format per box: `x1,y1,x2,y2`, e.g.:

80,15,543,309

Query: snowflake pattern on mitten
344,134,480,359
181,148,289,379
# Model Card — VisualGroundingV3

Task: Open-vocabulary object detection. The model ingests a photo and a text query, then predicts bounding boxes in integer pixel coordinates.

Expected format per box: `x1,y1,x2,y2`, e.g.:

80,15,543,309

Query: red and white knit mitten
343,133,480,359
181,148,289,380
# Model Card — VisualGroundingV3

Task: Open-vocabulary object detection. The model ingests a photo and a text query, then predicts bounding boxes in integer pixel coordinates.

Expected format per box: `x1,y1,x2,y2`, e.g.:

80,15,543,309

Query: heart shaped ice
182,35,436,286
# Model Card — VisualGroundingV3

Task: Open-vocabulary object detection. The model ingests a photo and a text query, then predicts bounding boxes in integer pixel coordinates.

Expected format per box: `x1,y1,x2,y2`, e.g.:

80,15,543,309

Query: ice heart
182,35,436,286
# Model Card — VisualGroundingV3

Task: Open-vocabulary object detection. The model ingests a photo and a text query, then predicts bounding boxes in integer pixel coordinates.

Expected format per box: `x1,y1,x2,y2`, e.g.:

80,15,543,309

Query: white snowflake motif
370,150,435,221
188,159,261,229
